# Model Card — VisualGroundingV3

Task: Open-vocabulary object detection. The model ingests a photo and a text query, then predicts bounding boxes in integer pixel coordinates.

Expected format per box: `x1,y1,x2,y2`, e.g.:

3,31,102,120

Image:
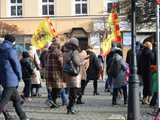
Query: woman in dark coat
140,41,154,104
83,47,100,95
63,38,81,114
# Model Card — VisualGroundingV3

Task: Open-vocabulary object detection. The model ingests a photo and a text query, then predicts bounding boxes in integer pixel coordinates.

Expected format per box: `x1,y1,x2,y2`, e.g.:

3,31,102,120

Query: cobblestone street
0,81,155,120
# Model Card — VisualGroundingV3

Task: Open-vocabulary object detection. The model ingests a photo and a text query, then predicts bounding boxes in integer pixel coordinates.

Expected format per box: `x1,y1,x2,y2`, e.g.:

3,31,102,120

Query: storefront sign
123,32,131,46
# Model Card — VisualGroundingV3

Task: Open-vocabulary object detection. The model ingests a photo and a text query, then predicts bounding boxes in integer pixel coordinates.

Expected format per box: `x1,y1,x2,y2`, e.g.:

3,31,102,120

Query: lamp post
127,0,140,120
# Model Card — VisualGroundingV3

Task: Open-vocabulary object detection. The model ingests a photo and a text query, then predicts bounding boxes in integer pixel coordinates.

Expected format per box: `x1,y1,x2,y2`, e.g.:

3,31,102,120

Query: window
10,0,22,16
42,0,54,16
75,0,87,15
104,0,119,13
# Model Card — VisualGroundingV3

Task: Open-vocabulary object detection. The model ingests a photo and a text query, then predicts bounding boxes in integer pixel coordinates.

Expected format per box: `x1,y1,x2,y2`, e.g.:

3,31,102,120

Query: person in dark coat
0,34,29,120
20,51,35,102
63,38,81,114
126,41,144,99
109,52,128,105
82,46,100,95
45,39,64,108
126,41,142,71
140,41,154,104
105,45,122,92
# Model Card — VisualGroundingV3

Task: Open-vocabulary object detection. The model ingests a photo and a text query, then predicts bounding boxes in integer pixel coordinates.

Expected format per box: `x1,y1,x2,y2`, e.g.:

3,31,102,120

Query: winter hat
4,34,15,43
69,37,79,47
22,51,30,58
52,38,60,46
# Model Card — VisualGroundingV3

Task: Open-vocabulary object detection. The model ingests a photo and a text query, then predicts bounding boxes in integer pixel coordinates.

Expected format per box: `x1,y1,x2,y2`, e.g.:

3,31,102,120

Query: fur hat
69,37,79,47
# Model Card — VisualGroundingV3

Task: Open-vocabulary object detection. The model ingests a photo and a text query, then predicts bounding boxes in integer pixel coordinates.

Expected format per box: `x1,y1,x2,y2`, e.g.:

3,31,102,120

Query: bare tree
0,22,21,37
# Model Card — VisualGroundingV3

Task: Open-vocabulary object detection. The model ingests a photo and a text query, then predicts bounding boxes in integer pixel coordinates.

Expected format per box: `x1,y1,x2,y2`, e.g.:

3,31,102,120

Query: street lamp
127,0,140,120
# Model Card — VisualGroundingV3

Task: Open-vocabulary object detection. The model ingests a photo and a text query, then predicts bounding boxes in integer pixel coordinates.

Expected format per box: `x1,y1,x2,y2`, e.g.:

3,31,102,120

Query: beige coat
79,50,89,80
63,48,81,88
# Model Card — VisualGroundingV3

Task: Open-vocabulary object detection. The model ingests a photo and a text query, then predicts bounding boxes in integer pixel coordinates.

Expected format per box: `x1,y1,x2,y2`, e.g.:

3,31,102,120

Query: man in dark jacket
0,34,29,120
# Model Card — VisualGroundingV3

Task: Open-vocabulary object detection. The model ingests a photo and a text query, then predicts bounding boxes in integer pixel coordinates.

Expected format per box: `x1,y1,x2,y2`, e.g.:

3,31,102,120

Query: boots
50,102,59,108
76,96,85,104
67,106,78,114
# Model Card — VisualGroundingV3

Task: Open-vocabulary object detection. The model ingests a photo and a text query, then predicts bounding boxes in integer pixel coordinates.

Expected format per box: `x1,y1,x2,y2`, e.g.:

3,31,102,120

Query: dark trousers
23,79,31,98
77,80,86,100
105,75,112,90
0,87,27,120
150,92,157,106
82,79,98,94
0,87,12,120
31,84,41,96
51,88,61,104
68,88,78,109
112,85,127,104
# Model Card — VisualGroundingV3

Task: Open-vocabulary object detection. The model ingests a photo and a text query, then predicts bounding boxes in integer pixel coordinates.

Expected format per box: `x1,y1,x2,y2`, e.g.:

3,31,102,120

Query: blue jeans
105,75,112,90
47,88,52,101
60,88,68,105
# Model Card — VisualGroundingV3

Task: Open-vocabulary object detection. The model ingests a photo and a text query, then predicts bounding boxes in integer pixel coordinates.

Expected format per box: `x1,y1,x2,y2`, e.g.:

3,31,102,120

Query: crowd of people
0,34,101,120
105,38,157,107
0,34,158,120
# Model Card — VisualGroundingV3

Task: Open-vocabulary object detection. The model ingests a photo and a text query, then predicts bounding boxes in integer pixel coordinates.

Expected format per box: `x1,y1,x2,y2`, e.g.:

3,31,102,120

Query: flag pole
156,2,160,110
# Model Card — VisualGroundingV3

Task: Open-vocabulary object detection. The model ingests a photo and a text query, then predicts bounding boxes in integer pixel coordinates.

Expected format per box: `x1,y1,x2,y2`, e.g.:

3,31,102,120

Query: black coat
86,51,100,80
140,47,154,96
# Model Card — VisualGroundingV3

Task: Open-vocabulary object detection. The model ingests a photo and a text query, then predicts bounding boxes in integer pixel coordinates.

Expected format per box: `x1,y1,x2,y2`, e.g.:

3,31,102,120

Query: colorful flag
101,6,122,56
101,34,112,56
107,9,122,43
31,17,57,49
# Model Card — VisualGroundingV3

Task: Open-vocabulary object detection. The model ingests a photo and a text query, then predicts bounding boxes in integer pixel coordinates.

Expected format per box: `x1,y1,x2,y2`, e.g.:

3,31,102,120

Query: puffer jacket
0,40,22,87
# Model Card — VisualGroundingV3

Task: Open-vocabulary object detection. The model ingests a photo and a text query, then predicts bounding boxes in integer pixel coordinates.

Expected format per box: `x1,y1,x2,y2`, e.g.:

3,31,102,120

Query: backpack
109,56,122,78
21,59,34,78
63,51,80,76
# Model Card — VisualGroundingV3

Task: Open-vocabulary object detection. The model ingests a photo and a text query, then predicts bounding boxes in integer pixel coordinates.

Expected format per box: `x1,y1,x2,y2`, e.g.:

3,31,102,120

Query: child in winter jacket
20,51,35,102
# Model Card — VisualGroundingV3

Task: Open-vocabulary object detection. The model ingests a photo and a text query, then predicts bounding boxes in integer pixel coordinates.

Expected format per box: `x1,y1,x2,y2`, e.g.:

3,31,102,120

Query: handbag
63,51,80,76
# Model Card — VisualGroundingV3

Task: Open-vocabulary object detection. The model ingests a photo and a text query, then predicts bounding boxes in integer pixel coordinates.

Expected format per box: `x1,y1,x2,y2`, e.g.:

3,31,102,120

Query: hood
114,53,122,61
69,38,79,47
0,40,13,52
48,40,60,52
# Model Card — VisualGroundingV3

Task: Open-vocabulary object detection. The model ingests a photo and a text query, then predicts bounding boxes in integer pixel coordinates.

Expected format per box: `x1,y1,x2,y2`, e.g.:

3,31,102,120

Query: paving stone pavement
0,81,156,120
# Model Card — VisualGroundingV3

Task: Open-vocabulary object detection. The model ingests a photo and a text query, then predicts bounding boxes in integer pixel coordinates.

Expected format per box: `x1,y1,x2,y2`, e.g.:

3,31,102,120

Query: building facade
0,0,129,51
